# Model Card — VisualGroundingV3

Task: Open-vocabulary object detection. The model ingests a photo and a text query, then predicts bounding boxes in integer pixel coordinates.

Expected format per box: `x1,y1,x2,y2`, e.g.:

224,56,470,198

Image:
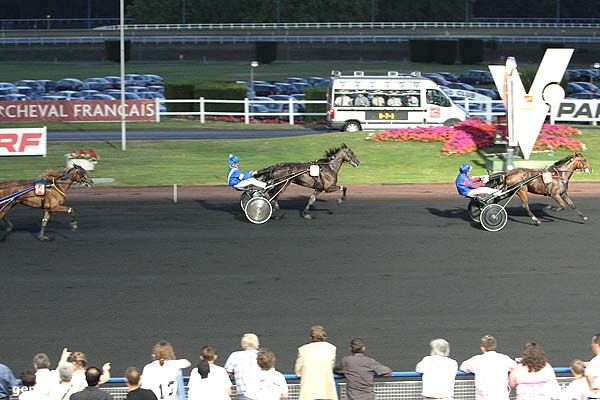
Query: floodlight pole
120,0,126,151
250,61,259,99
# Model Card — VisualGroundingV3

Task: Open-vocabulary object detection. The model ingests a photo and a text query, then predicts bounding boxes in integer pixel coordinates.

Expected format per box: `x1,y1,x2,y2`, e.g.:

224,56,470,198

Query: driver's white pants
467,187,498,196
235,178,267,190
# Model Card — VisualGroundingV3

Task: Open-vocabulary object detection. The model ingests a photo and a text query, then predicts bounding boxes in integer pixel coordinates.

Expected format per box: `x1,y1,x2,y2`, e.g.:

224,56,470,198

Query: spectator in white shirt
561,359,592,400
48,363,78,400
415,338,458,400
245,348,288,400
586,333,600,398
459,335,517,400
141,341,191,400
224,333,261,400
33,353,60,397
18,370,44,400
509,342,560,400
187,346,232,400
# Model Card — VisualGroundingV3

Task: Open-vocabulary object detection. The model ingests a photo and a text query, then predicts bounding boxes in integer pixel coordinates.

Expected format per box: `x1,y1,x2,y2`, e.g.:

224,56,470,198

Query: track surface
2,194,600,376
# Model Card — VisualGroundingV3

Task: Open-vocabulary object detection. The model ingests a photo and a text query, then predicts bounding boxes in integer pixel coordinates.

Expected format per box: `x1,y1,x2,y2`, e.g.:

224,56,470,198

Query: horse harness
0,173,72,211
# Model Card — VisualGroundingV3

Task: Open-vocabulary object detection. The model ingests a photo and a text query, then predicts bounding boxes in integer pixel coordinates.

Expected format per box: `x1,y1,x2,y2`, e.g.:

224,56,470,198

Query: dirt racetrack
2,183,600,376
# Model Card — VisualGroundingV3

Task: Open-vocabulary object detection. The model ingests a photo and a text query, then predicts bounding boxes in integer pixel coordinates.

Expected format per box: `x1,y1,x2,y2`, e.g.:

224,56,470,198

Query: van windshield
426,89,451,107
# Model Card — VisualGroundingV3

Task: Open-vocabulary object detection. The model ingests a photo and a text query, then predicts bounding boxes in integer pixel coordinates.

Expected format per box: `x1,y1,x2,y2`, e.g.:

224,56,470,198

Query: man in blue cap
227,154,268,190
455,163,497,197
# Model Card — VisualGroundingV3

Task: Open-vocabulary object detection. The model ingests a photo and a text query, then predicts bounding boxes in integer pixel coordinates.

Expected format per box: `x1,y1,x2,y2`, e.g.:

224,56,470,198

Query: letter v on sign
489,48,573,159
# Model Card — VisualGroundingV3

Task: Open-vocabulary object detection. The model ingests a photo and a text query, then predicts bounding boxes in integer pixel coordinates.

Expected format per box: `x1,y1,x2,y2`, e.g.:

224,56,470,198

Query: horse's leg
39,210,52,241
302,190,319,220
516,188,541,225
337,185,348,204
51,205,79,231
3,216,14,232
561,192,588,221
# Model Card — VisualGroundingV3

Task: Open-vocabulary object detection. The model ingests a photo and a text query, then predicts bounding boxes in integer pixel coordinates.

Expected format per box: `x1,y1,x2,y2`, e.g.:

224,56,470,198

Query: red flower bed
368,119,583,154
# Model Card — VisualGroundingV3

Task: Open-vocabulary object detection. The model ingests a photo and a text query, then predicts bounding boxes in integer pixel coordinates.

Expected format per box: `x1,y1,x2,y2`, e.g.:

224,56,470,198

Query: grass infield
1,129,599,186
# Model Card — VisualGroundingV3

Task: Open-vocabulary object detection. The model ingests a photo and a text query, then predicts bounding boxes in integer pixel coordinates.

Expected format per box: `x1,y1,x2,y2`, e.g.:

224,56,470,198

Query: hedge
193,83,247,112
433,40,458,65
104,40,130,62
255,42,278,64
304,88,327,122
409,39,434,63
459,39,484,64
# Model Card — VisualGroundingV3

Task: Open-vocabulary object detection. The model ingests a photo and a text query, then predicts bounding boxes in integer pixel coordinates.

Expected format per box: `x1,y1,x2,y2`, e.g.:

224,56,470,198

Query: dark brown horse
0,165,93,240
255,144,360,219
505,152,592,225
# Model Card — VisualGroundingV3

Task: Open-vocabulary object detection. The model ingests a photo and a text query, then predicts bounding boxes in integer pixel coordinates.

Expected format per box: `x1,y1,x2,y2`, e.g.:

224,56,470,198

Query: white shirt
48,382,78,400
416,355,458,399
460,351,517,400
244,369,288,400
19,388,49,400
35,369,59,397
585,355,600,395
561,377,593,400
141,359,190,400
69,370,87,392
224,349,260,395
187,364,232,400
510,363,560,400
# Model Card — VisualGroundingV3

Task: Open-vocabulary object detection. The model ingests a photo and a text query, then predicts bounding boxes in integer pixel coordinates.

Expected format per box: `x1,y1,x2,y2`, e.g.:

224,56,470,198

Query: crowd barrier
10,369,573,400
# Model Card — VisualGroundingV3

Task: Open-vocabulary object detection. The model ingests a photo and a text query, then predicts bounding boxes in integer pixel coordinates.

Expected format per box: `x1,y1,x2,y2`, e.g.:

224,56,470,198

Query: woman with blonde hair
64,350,111,392
141,340,191,400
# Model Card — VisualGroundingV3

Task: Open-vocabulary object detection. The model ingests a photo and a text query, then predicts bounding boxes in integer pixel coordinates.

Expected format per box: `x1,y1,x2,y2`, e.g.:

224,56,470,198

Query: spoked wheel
240,189,264,211
244,196,273,224
480,203,508,232
467,198,482,222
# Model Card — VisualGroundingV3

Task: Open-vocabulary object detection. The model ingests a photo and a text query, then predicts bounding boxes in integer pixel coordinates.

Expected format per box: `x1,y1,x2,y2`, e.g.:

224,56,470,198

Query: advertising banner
0,127,47,156
0,100,156,123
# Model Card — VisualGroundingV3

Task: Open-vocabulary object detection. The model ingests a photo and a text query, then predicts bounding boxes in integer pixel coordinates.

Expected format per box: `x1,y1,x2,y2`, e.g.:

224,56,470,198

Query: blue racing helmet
229,154,240,166
459,163,472,173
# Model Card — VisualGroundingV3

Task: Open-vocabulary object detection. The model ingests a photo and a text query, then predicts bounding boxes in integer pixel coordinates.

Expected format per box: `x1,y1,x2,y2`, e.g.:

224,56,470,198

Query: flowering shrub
66,149,99,162
368,119,583,154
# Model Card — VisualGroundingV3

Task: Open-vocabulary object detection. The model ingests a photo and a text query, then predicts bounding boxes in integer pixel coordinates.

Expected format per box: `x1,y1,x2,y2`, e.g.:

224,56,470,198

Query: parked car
473,88,500,100
55,90,84,100
147,85,165,94
566,91,600,99
566,82,587,95
2,94,28,101
84,78,111,91
447,82,477,91
273,82,297,95
36,80,56,94
252,83,277,97
141,74,164,86
125,74,147,86
38,95,67,101
307,77,329,87
126,86,150,95
0,82,17,95
140,92,165,100
249,104,272,120
86,93,116,100
423,73,451,87
80,90,100,99
15,86,34,99
572,81,600,93
458,70,494,85
56,78,85,91
284,77,310,85
436,72,459,82
123,92,142,100
14,80,45,95
104,76,124,89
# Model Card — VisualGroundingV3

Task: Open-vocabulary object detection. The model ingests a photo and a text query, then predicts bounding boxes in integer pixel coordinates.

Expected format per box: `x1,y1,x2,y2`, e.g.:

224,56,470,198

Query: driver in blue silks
227,154,267,190
455,163,497,197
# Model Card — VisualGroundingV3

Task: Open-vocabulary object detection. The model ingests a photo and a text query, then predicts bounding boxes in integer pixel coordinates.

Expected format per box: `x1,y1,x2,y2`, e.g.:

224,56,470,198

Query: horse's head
573,152,592,174
67,165,94,187
339,143,360,167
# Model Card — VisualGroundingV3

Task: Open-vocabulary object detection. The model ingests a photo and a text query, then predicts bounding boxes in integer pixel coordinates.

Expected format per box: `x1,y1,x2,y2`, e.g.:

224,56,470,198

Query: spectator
188,346,232,400
295,325,338,400
70,367,112,400
334,338,392,400
585,333,600,396
124,367,157,400
48,363,78,400
370,95,385,107
560,359,592,400
224,333,261,400
459,335,517,400
33,352,63,397
141,340,190,400
415,338,458,400
18,370,43,400
69,352,111,392
407,95,420,107
334,95,352,107
353,93,370,107
508,342,560,400
0,361,20,400
386,96,402,106
245,348,288,400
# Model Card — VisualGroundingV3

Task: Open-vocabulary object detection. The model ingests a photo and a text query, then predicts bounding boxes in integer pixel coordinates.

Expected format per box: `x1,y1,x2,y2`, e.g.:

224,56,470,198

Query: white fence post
289,98,294,125
200,97,205,124
549,104,555,124
244,98,250,124
155,98,161,122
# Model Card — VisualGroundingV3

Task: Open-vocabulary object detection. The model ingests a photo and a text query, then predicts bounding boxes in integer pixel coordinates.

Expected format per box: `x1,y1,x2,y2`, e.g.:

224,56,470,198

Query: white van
326,71,467,132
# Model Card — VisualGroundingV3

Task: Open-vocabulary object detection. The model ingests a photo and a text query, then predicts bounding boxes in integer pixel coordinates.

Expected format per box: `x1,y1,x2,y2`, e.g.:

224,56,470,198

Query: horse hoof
302,213,314,220
337,199,344,204
534,220,541,226
39,236,50,241
582,216,588,221
71,223,79,231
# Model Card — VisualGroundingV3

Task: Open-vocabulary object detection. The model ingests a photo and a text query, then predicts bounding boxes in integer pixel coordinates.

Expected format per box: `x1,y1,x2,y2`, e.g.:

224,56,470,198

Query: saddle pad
309,165,320,177
542,171,553,184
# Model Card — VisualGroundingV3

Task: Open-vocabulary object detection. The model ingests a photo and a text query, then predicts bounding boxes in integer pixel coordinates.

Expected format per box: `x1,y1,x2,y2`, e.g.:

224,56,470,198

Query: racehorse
504,152,592,225
0,165,93,240
255,144,360,219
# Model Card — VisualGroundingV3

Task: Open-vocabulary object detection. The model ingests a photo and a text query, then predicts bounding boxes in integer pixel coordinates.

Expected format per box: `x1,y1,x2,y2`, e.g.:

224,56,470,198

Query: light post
504,56,517,170
593,63,600,84
46,15,51,30
250,61,259,99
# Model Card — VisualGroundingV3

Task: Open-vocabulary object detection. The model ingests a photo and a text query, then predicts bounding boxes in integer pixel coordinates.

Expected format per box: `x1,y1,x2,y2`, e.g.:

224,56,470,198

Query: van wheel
443,118,460,127
343,121,362,132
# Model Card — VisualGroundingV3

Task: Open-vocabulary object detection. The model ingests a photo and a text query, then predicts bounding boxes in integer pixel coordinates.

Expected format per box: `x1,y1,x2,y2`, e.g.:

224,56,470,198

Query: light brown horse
504,152,592,225
0,165,93,240
255,144,360,219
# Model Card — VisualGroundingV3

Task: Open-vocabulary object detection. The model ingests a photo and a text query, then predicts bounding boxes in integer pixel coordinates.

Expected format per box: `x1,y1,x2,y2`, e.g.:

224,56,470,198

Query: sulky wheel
244,196,273,224
467,198,482,222
240,189,263,211
480,203,508,232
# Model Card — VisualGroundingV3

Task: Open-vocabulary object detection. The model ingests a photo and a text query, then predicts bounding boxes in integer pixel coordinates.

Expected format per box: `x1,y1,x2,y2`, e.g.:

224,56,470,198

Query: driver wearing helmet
455,163,497,197
227,154,268,190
